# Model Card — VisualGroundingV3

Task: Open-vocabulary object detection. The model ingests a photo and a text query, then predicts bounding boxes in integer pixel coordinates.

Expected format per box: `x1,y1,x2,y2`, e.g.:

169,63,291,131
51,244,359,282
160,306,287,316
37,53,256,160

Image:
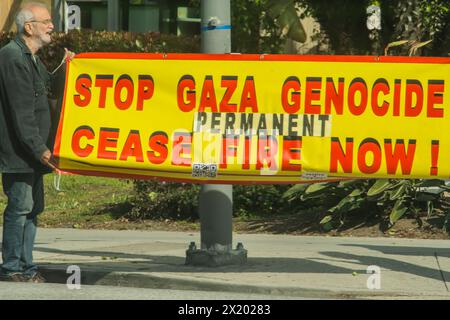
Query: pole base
185,242,247,267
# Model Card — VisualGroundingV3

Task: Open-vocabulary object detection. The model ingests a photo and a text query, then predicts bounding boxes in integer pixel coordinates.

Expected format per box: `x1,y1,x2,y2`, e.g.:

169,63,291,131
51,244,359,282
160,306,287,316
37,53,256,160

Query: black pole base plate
185,248,248,267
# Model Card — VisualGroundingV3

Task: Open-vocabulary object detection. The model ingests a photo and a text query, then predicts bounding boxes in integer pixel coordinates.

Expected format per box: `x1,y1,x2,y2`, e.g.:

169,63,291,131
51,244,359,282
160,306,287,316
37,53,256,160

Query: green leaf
305,182,333,196
389,184,407,200
349,188,364,197
282,183,310,199
427,201,434,217
338,179,363,188
321,222,334,232
384,40,411,55
367,180,396,197
389,200,408,225
267,0,306,43
319,215,333,225
148,192,158,201
319,215,334,232
387,40,410,47
329,198,351,213
348,197,366,211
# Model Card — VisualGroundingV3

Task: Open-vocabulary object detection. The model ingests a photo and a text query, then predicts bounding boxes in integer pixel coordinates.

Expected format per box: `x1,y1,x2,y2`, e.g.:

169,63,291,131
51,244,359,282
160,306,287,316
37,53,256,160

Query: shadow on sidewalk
340,244,450,257
321,244,450,284
32,243,450,287
35,245,360,273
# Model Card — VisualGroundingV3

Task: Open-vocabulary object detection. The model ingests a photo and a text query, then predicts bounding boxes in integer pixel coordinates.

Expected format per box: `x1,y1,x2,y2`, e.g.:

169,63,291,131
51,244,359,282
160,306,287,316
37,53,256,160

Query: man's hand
64,48,75,61
51,48,76,75
40,149,56,171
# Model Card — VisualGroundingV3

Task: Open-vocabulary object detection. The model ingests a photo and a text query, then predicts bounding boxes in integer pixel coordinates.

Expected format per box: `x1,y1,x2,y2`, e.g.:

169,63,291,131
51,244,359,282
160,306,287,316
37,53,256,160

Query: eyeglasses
27,19,53,26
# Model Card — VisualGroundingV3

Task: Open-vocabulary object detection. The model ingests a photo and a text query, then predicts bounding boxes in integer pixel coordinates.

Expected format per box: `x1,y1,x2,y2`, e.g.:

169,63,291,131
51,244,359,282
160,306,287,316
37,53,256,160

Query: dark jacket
0,36,55,174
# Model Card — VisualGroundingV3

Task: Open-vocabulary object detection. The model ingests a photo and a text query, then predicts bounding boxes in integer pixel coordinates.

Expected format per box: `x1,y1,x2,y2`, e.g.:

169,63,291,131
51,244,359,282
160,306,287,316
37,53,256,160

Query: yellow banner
54,53,450,183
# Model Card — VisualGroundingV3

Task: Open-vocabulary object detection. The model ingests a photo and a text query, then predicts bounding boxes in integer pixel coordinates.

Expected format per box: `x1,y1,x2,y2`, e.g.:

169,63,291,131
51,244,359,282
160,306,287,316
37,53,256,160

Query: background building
1,0,200,35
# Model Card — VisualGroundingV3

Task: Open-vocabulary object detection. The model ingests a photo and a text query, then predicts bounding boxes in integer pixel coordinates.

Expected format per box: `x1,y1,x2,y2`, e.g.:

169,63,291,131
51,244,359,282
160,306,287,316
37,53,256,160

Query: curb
39,265,414,299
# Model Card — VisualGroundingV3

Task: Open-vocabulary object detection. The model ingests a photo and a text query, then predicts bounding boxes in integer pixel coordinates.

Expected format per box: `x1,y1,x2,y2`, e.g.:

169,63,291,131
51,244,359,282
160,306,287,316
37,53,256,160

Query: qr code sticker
192,163,218,178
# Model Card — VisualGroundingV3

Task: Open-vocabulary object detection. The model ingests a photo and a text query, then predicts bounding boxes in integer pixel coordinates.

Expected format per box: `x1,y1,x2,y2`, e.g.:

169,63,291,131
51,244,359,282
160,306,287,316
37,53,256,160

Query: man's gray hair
15,2,49,34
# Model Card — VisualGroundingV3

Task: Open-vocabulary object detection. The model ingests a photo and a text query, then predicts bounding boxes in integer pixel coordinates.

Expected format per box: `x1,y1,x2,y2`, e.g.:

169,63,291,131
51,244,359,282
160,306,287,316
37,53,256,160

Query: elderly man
0,2,73,283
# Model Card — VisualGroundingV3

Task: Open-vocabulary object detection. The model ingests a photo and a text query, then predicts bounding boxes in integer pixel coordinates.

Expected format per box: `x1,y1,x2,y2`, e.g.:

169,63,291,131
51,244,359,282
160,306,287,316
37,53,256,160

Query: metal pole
107,0,120,31
200,0,232,253
185,0,247,267
200,0,231,54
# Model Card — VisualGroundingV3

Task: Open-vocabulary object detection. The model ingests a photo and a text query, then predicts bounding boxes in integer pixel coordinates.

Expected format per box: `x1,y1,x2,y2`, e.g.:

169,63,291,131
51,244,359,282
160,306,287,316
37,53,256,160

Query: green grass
0,173,133,228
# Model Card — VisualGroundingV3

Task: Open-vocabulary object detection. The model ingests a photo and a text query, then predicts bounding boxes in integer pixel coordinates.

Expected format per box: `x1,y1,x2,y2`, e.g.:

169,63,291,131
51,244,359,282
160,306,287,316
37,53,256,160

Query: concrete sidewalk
2,228,450,299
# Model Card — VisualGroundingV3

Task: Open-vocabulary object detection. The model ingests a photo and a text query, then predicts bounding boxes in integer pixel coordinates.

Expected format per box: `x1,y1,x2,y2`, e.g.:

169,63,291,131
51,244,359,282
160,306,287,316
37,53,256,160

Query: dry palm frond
384,39,433,56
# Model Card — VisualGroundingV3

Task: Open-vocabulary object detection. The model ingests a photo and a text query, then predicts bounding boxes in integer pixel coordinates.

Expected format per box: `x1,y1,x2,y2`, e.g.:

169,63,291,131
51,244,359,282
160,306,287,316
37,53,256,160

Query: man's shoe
26,272,46,283
0,272,29,282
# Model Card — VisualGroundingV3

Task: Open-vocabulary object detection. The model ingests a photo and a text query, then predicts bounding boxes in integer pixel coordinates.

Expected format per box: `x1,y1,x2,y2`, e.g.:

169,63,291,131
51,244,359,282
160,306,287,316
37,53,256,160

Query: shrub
283,179,450,232
129,180,292,221
129,180,200,220
233,184,292,217
0,30,200,71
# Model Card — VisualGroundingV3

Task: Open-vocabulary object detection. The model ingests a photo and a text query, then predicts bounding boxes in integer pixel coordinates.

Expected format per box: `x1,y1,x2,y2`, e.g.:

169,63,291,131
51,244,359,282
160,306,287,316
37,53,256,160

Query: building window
66,0,200,35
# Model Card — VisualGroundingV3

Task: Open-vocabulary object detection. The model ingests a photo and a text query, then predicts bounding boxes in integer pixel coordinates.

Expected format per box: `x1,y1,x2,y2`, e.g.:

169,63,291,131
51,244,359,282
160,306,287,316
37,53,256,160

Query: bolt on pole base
185,242,247,267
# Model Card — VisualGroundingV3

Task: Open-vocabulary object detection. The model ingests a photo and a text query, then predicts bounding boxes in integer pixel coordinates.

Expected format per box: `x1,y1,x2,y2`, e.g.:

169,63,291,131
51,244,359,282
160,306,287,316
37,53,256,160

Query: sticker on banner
301,171,329,180
192,163,218,178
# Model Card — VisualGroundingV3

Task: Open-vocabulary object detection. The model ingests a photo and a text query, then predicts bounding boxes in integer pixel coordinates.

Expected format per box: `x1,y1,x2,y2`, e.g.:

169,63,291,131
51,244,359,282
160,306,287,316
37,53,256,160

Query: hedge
129,181,293,221
0,30,200,70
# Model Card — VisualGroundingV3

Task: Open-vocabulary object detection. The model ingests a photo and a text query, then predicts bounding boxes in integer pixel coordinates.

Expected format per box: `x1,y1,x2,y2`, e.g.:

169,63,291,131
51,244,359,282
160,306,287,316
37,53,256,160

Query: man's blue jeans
1,173,44,276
